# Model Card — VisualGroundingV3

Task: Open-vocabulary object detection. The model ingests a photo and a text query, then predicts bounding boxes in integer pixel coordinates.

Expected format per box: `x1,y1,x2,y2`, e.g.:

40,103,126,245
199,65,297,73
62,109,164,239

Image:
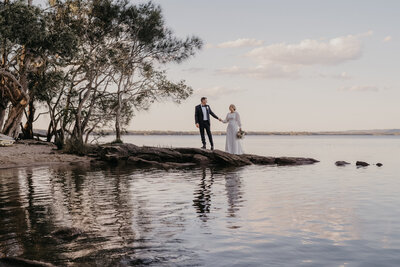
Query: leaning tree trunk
0,72,29,138
0,46,30,138
0,87,8,131
0,106,6,132
2,103,26,138
22,97,35,139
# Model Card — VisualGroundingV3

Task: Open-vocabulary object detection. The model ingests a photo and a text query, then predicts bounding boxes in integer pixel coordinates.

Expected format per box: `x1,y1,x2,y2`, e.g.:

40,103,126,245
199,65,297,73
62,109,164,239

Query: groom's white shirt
201,105,208,120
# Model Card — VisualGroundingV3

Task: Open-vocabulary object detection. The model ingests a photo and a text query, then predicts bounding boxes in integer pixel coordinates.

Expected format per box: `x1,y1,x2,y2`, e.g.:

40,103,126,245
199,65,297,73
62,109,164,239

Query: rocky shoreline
0,141,319,170
90,143,319,168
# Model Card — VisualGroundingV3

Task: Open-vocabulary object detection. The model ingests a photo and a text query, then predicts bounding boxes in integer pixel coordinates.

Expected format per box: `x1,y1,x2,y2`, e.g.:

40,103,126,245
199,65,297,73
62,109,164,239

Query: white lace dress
223,111,244,155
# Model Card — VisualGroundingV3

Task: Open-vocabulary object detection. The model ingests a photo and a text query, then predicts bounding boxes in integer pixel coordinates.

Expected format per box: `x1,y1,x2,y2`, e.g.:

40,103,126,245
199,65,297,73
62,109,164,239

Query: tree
108,1,201,142
51,0,202,147
0,0,77,138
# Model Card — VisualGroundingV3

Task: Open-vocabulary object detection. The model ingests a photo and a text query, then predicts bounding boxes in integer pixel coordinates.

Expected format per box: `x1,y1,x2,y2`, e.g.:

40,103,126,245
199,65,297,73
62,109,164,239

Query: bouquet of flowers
236,129,246,139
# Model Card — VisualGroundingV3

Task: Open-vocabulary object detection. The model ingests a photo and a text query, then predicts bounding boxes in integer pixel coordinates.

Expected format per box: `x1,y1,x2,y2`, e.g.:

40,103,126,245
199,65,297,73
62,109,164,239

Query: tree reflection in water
0,165,247,266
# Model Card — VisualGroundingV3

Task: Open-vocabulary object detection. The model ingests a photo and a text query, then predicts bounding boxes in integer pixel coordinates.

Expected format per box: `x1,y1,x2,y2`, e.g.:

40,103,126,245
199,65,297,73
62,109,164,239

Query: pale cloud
215,38,264,48
383,36,392,42
195,86,243,98
216,64,299,79
215,32,371,80
319,71,352,80
246,32,371,66
338,85,386,92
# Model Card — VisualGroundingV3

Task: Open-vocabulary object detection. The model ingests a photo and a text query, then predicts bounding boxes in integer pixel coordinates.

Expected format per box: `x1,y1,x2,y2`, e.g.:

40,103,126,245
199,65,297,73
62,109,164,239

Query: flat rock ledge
91,144,319,169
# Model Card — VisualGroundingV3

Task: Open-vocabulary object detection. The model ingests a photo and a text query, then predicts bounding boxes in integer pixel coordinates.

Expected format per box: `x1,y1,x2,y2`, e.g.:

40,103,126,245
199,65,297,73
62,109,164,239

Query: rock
0,257,55,267
192,154,210,165
335,161,350,166
274,157,318,165
91,144,319,168
51,227,84,241
356,161,369,167
211,149,252,166
376,163,383,167
127,156,196,169
242,154,275,165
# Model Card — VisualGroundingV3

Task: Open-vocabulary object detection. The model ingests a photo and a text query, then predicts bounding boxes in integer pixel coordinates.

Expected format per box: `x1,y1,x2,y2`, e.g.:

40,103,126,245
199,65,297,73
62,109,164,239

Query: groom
195,97,222,150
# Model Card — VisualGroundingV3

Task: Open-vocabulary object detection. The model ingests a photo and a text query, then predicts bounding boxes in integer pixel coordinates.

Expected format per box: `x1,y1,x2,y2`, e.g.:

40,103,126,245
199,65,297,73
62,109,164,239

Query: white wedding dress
223,111,244,155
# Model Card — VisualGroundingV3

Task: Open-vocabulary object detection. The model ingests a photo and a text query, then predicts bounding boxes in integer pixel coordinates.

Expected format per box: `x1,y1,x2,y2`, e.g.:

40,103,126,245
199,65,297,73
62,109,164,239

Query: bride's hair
229,104,236,111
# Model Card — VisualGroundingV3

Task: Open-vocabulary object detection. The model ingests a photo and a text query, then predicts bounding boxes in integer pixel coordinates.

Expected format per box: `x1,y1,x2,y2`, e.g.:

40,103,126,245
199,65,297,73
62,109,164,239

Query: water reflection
224,171,244,221
192,168,214,221
1,162,400,266
192,168,245,223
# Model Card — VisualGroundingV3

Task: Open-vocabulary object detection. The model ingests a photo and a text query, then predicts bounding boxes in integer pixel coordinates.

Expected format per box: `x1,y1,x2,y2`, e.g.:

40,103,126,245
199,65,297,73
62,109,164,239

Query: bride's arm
222,113,228,123
236,112,242,129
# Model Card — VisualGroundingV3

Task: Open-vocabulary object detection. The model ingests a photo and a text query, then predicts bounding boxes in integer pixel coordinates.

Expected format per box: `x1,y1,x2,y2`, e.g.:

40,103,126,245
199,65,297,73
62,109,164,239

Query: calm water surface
1,136,400,266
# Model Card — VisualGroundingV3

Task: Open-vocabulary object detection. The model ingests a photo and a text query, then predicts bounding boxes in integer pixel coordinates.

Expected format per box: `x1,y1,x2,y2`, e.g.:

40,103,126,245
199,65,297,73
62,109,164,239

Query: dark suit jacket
195,104,219,124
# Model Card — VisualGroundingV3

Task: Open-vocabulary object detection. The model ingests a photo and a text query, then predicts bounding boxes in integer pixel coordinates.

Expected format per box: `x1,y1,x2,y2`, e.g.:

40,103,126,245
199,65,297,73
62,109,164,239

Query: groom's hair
201,97,207,102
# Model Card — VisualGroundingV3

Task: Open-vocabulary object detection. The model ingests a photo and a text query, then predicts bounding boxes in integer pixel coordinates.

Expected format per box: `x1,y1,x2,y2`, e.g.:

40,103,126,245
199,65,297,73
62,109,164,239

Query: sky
36,0,400,131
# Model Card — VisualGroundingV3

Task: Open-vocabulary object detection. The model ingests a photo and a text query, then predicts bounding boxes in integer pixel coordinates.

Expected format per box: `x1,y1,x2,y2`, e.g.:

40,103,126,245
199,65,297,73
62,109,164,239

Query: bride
222,104,244,155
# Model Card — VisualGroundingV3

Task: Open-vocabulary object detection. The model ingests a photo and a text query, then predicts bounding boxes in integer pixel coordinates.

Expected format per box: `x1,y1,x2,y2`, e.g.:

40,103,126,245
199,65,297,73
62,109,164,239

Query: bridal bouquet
237,129,246,139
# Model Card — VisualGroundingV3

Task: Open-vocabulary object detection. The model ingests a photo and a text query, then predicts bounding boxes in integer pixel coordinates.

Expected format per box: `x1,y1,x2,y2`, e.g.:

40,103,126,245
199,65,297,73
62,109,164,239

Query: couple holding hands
195,97,244,155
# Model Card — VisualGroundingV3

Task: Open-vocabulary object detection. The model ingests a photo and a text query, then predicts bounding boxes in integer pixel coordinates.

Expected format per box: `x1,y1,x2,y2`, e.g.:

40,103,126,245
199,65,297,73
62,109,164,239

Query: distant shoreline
99,130,400,136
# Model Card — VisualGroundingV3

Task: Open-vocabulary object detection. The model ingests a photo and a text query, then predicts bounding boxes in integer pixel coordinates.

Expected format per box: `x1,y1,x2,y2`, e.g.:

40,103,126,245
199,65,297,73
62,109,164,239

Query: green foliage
0,2,44,48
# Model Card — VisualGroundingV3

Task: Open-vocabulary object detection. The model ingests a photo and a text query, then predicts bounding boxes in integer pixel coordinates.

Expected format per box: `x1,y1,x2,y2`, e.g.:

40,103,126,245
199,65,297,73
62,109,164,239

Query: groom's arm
208,106,220,120
195,106,200,124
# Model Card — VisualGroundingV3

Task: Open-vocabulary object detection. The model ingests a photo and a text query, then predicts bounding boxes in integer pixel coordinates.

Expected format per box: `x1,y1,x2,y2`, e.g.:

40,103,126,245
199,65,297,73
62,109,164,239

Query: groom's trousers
199,120,214,147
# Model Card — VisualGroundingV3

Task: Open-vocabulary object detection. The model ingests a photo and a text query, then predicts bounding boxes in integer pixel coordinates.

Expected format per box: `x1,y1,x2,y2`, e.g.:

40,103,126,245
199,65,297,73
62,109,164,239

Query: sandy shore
0,140,91,169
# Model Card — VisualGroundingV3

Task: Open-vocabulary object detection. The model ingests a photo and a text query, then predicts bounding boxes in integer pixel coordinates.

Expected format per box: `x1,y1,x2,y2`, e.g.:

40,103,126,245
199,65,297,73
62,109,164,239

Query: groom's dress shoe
201,145,206,149
211,146,214,151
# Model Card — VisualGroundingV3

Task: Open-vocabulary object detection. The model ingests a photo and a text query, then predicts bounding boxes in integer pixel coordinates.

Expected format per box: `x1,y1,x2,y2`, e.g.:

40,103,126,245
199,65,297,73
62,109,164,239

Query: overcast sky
35,0,400,131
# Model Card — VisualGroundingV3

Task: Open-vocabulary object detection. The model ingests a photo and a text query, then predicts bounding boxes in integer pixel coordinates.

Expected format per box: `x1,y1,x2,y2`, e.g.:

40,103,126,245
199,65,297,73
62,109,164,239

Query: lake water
1,135,400,266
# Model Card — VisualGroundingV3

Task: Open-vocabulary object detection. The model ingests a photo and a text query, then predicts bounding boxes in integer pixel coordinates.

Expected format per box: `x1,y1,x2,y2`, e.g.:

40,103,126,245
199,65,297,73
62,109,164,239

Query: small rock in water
376,163,383,167
356,161,369,167
335,161,350,166
51,227,84,241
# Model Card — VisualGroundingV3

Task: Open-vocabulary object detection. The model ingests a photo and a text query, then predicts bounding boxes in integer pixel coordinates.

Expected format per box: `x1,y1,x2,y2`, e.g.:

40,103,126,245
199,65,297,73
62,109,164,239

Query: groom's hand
218,118,222,122
196,123,199,128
